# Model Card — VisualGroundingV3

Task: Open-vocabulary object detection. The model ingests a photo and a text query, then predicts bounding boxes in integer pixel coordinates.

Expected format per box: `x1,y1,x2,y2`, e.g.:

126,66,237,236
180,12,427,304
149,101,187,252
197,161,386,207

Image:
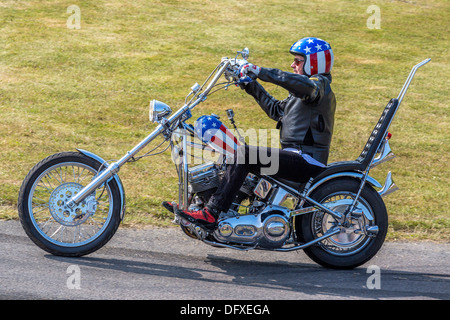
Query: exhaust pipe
371,139,396,168
378,171,399,197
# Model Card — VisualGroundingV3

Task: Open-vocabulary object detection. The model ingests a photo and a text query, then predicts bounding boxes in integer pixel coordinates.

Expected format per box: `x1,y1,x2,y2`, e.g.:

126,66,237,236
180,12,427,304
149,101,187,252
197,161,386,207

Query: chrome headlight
149,99,172,123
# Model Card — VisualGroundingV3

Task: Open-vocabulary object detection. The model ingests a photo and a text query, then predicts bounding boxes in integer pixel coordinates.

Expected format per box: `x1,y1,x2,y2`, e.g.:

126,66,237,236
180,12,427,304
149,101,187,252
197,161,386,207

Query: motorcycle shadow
45,247,448,300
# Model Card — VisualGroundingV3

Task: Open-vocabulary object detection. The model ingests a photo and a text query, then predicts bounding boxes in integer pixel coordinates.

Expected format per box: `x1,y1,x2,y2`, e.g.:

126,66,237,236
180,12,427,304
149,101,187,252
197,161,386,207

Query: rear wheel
18,152,122,257
297,178,388,269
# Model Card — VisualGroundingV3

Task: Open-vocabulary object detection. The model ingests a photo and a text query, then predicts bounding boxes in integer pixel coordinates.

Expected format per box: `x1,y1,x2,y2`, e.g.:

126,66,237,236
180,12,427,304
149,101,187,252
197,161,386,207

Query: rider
169,37,337,231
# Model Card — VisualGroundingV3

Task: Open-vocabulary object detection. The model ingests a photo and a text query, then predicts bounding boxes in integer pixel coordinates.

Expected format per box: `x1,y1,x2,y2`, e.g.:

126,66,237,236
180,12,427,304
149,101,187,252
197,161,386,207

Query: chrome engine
213,205,291,249
186,162,295,249
188,162,222,194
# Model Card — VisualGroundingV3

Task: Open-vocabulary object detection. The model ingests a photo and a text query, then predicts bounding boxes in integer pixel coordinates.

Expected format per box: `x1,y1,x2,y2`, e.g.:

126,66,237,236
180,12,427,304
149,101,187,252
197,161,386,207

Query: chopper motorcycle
18,48,430,269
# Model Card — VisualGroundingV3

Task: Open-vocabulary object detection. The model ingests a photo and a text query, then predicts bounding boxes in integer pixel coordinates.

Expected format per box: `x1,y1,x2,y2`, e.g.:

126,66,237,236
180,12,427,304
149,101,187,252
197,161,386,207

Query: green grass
1,0,449,241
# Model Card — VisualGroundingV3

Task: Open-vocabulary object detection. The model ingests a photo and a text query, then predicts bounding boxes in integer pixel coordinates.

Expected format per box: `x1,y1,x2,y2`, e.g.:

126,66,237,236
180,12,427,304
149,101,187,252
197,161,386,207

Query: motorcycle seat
314,160,365,181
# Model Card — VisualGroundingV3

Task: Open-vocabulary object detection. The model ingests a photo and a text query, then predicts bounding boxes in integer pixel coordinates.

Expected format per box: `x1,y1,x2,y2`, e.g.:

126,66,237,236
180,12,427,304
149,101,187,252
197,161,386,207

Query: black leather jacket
244,68,336,151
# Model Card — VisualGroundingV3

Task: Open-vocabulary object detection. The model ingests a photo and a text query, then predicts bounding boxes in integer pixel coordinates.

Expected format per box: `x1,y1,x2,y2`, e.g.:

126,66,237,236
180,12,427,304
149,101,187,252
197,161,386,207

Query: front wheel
18,152,122,257
296,178,388,269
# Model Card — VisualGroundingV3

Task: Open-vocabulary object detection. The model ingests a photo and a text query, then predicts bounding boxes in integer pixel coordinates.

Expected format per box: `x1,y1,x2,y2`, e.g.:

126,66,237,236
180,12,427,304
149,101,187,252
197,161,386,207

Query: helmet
289,37,334,76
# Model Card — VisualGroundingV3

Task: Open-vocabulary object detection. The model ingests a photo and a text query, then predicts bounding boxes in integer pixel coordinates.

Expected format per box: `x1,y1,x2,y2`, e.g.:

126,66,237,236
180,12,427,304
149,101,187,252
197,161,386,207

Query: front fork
178,129,190,210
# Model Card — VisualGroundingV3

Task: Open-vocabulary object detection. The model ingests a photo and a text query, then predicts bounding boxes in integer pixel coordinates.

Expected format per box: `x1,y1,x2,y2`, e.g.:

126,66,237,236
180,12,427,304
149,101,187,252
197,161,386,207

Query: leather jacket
244,67,336,153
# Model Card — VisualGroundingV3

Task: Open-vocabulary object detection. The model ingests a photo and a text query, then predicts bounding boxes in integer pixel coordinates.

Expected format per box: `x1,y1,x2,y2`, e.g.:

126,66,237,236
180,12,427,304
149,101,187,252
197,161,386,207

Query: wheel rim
28,162,113,247
312,192,375,256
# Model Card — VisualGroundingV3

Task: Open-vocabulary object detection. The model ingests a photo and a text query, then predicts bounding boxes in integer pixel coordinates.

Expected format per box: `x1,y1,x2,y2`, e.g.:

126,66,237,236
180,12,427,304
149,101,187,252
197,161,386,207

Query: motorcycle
18,48,430,269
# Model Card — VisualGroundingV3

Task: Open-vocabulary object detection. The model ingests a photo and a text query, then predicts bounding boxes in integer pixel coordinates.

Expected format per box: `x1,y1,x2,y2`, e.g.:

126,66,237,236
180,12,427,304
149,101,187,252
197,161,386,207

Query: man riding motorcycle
243,37,336,165
170,37,337,231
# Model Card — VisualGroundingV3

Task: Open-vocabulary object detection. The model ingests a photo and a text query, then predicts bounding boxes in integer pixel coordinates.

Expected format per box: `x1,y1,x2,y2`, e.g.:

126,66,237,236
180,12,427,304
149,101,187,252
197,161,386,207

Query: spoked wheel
18,152,122,257
297,178,388,269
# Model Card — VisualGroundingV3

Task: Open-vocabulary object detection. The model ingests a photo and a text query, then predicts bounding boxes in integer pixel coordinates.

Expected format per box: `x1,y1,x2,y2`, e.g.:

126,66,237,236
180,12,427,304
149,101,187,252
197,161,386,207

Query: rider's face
291,55,305,75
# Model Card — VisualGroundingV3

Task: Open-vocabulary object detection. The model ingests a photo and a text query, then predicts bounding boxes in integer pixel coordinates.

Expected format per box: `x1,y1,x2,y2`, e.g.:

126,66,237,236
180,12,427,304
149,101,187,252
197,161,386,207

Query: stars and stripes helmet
289,37,334,76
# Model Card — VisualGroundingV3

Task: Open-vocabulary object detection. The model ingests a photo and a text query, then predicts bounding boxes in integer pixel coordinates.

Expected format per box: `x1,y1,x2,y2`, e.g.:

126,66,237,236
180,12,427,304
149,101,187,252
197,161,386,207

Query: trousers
207,145,326,213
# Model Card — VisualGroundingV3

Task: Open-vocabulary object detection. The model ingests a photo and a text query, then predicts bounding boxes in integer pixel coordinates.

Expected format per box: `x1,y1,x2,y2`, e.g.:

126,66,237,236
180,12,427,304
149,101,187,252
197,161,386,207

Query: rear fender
307,172,383,197
76,149,126,220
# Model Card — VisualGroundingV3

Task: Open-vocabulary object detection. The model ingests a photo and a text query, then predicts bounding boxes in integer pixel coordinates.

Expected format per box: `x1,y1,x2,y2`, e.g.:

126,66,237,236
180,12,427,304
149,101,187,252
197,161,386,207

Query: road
0,219,449,301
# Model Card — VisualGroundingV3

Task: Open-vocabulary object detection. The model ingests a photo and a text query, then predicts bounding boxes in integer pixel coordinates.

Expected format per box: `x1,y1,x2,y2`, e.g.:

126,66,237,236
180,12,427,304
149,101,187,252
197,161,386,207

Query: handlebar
151,49,250,131
183,48,250,108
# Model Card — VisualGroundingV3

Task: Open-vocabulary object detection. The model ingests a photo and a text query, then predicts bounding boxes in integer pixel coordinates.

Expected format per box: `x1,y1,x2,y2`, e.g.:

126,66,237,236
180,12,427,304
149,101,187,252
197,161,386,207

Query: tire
296,178,388,269
18,152,122,257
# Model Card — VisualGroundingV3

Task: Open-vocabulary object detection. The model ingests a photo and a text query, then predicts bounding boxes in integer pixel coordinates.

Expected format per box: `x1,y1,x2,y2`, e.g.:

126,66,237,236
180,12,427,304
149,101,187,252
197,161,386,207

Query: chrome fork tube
181,130,189,210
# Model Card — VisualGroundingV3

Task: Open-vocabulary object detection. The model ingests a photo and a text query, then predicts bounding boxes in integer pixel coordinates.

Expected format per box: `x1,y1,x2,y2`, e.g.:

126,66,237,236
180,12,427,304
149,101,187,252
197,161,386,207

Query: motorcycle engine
188,162,258,204
188,162,222,195
213,205,291,249
187,163,291,249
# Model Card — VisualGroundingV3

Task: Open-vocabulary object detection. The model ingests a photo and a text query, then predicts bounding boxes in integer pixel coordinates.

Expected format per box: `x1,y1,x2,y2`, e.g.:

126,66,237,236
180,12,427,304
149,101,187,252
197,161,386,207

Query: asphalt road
1,219,449,301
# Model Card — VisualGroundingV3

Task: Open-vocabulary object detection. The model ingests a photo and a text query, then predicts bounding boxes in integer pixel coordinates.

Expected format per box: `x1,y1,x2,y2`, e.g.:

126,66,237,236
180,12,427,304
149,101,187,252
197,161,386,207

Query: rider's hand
239,63,261,80
236,74,253,86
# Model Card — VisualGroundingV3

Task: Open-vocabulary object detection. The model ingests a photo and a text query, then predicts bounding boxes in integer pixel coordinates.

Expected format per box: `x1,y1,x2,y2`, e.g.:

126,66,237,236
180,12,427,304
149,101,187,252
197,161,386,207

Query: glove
238,63,261,84
236,74,253,85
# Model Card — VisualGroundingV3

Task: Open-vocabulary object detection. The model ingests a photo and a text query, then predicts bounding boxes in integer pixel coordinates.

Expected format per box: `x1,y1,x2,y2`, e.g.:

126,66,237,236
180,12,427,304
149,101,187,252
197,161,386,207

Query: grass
0,0,448,241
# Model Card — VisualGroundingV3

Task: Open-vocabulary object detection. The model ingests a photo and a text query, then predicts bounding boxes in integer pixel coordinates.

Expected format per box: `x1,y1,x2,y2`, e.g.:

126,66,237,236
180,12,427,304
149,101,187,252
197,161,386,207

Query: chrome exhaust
371,139,395,168
378,171,399,197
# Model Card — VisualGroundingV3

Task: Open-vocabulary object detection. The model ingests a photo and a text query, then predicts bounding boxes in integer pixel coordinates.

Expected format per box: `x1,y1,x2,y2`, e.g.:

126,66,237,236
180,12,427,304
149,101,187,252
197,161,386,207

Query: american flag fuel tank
194,115,240,156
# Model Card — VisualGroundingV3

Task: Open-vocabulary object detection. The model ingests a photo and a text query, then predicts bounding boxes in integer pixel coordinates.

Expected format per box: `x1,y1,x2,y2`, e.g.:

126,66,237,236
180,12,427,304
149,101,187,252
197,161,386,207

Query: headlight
149,99,172,123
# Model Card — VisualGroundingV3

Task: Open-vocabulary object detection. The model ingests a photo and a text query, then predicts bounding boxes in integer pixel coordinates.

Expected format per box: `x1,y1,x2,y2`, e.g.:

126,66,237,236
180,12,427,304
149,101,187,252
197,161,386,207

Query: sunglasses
293,58,305,65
